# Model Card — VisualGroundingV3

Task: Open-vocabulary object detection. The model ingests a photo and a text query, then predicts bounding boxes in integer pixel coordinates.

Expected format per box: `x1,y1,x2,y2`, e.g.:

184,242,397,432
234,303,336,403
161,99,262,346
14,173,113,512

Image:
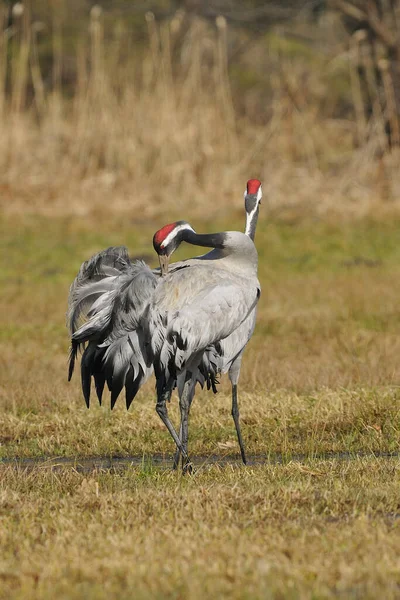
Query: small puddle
1,451,399,473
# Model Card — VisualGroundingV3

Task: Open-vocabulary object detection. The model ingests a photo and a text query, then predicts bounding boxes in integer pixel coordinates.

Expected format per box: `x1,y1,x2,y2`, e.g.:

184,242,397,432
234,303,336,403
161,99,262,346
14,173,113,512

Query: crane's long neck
165,227,257,275
245,205,260,242
182,230,226,249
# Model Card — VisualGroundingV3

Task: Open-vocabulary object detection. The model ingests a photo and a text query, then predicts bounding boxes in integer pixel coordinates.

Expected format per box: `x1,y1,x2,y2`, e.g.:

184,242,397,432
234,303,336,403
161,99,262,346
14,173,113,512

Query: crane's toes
182,460,194,475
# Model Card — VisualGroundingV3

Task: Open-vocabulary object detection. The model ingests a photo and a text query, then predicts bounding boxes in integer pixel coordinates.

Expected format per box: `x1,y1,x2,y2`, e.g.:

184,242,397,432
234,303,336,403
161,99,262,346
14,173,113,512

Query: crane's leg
156,385,189,465
173,423,183,470
173,394,195,470
173,373,194,472
231,383,247,465
229,356,247,465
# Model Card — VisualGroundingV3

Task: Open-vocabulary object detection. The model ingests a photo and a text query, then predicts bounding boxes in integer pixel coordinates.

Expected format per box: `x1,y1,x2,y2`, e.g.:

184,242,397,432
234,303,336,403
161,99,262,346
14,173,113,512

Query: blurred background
1,0,400,220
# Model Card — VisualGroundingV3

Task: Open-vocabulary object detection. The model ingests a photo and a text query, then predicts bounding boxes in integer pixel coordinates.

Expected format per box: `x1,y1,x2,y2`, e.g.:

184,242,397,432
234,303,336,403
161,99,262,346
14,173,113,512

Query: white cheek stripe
160,224,195,249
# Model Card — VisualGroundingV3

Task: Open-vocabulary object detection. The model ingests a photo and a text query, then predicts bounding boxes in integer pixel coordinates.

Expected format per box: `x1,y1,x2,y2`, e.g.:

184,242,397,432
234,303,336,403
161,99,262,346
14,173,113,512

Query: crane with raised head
170,178,262,468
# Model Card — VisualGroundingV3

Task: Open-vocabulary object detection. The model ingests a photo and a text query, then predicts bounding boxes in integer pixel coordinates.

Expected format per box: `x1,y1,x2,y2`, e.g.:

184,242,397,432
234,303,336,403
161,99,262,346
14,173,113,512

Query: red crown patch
153,222,177,247
246,179,261,195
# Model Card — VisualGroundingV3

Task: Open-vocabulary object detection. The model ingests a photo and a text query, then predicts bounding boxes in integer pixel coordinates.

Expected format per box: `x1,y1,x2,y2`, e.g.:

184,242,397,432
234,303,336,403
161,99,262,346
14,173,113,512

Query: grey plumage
68,246,131,333
67,247,157,408
149,261,259,379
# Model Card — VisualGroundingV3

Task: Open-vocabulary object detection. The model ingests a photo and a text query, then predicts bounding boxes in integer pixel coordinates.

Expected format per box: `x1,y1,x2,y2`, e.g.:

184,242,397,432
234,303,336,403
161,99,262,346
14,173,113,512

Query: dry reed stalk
375,152,391,201
51,1,62,94
215,15,237,161
283,94,297,162
361,35,387,152
145,11,160,86
0,5,10,122
160,21,174,99
349,30,368,145
379,57,400,147
158,21,180,176
10,2,30,115
30,21,46,117
178,20,201,113
89,5,104,100
74,39,88,116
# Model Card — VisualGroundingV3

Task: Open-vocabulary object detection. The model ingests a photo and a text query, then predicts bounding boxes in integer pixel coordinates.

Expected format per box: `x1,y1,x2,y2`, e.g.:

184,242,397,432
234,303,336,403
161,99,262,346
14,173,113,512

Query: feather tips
67,247,157,409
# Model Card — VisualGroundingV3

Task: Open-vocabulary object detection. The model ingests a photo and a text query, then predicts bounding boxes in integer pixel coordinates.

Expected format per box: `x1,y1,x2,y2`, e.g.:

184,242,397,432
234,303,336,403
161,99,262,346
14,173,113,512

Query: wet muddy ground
1,451,399,473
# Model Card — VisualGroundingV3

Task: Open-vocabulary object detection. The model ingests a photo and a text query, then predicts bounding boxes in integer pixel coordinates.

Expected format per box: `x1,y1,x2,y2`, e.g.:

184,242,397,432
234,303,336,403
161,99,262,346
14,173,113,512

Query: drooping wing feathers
100,266,159,345
68,249,157,408
71,290,116,344
198,342,222,392
80,342,98,408
67,246,132,335
102,330,153,410
68,287,118,385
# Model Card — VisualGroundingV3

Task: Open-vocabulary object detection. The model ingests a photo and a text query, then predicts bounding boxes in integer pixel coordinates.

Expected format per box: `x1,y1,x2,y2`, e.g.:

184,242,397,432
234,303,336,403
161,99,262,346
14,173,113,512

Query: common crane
67,181,261,469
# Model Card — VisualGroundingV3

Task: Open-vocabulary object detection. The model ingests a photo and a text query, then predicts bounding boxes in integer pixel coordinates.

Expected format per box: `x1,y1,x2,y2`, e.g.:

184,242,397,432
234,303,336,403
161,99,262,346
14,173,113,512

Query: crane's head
244,179,262,213
153,220,195,276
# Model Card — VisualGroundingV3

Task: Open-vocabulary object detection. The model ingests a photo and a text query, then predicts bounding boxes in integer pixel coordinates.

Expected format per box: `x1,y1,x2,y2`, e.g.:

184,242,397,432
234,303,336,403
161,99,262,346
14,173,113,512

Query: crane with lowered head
150,218,261,469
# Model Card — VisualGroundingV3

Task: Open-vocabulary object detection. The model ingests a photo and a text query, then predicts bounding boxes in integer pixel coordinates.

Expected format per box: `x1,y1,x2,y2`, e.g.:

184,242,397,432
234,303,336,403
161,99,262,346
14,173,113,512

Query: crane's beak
158,254,170,277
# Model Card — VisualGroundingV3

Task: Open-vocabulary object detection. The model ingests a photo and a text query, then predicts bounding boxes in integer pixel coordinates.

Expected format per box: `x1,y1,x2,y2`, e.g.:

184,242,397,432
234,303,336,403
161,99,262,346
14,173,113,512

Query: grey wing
154,277,260,383
68,259,158,409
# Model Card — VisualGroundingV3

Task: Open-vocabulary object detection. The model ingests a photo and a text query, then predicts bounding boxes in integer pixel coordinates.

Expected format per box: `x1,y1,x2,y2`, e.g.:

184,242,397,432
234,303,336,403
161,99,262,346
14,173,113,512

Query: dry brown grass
2,459,400,600
1,6,400,222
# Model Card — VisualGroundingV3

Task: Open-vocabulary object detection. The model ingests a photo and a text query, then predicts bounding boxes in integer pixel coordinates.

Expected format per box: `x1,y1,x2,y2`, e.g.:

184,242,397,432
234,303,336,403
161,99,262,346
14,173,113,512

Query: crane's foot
182,459,193,475
172,451,193,474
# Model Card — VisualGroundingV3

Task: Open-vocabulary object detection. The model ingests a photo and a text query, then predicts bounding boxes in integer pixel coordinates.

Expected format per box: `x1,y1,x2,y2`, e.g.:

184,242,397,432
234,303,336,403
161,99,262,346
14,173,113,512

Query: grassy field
1,212,400,598
2,6,400,597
